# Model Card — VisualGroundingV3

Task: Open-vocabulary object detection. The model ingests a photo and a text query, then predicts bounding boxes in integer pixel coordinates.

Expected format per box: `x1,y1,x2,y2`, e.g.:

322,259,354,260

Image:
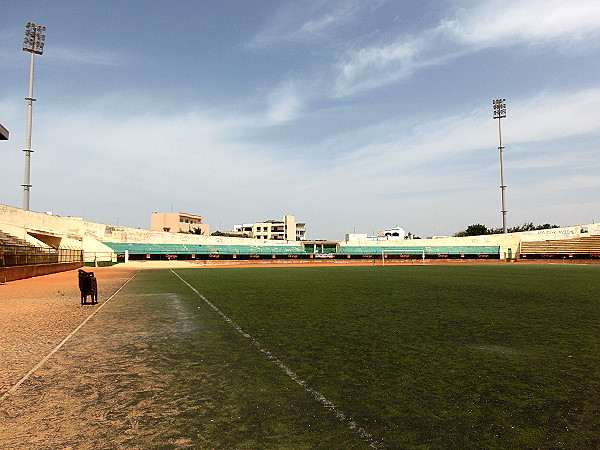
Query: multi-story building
345,227,406,241
295,222,307,241
368,227,406,241
233,215,306,241
151,212,210,235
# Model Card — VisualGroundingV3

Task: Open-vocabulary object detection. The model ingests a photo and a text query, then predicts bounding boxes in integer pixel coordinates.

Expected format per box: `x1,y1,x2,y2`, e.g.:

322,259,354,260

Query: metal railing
0,244,83,267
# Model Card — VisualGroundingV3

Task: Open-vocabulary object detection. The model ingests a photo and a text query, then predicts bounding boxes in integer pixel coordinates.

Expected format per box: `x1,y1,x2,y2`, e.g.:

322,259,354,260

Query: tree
453,224,489,237
465,223,489,236
454,222,560,237
510,222,559,232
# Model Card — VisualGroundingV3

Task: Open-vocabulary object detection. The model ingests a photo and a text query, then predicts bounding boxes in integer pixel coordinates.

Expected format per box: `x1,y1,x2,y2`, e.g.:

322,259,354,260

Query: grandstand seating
102,241,502,259
520,236,600,257
0,230,82,268
338,245,500,257
100,237,600,260
102,242,310,257
0,231,35,247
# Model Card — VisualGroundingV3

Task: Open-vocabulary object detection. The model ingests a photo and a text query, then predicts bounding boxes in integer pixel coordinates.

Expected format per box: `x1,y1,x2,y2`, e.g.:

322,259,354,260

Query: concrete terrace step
520,236,600,255
0,231,36,248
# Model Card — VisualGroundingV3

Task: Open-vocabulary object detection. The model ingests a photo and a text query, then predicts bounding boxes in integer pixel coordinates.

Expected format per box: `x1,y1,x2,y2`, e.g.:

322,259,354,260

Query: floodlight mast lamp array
493,98,507,233
22,22,46,211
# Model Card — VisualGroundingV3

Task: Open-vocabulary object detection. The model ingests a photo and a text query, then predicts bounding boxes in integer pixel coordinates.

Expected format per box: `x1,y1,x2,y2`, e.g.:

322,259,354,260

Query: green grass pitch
115,265,599,448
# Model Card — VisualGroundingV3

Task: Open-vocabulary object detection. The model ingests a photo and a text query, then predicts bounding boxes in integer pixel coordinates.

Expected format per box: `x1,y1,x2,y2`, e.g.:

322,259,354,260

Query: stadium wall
2,203,599,262
82,220,301,246
0,262,84,282
340,224,600,260
0,204,303,263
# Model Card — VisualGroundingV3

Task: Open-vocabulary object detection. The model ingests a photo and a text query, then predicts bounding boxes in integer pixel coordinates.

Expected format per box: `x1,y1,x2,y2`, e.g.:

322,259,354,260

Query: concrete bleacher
338,245,500,257
104,241,501,259
102,242,310,257
0,229,84,280
0,231,36,248
520,236,600,257
4,202,600,264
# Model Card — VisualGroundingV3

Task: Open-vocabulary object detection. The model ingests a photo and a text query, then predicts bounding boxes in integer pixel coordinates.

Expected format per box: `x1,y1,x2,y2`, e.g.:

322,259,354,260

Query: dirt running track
0,266,140,395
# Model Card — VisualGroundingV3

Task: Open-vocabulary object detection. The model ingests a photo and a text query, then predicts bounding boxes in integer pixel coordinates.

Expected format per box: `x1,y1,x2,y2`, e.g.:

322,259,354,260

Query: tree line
453,222,559,237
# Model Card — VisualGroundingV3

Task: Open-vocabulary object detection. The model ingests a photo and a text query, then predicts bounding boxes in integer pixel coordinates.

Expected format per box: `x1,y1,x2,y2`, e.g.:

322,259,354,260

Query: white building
233,215,306,241
369,227,406,240
345,227,406,241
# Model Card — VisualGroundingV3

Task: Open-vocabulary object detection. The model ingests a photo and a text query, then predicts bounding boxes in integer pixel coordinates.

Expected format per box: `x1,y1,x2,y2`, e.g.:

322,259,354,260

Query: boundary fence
0,245,83,267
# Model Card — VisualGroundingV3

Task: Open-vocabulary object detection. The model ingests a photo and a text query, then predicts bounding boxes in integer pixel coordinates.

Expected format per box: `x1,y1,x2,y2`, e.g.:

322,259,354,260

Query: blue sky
1,1,599,239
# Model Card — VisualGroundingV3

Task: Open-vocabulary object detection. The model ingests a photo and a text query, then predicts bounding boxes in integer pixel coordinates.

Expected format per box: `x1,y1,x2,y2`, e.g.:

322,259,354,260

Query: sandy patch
0,266,138,398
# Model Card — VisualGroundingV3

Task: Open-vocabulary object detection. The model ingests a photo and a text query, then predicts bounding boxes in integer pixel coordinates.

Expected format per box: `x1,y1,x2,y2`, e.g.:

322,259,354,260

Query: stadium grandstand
1,202,599,280
337,244,500,259
520,235,600,260
103,242,310,260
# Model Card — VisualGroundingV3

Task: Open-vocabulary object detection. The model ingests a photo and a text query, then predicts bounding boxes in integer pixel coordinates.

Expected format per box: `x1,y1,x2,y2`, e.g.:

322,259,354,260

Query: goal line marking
171,269,383,449
0,270,140,403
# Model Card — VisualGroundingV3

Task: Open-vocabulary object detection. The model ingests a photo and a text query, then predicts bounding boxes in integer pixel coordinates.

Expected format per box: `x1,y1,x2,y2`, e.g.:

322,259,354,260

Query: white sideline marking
0,270,140,403
171,269,383,449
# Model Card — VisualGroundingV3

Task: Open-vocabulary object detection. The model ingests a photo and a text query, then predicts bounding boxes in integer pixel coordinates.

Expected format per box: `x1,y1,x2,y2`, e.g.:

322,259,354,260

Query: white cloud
506,89,600,143
0,45,122,69
265,81,304,123
0,94,302,224
335,36,445,96
47,46,123,65
325,88,600,181
508,150,599,171
0,97,22,123
538,174,600,192
247,1,381,48
510,170,600,227
310,86,600,235
444,0,600,46
334,0,600,97
1,85,598,238
299,11,348,34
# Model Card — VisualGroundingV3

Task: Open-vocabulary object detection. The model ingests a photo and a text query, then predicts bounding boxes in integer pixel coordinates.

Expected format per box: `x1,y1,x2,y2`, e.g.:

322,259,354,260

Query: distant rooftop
0,123,8,140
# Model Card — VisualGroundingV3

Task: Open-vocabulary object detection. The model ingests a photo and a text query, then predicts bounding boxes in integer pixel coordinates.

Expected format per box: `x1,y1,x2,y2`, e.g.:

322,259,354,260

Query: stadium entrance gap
302,241,339,255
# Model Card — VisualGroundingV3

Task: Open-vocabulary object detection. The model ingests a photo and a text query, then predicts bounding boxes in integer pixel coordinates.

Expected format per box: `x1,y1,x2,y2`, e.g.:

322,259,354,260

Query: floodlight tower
21,22,46,211
493,98,507,233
